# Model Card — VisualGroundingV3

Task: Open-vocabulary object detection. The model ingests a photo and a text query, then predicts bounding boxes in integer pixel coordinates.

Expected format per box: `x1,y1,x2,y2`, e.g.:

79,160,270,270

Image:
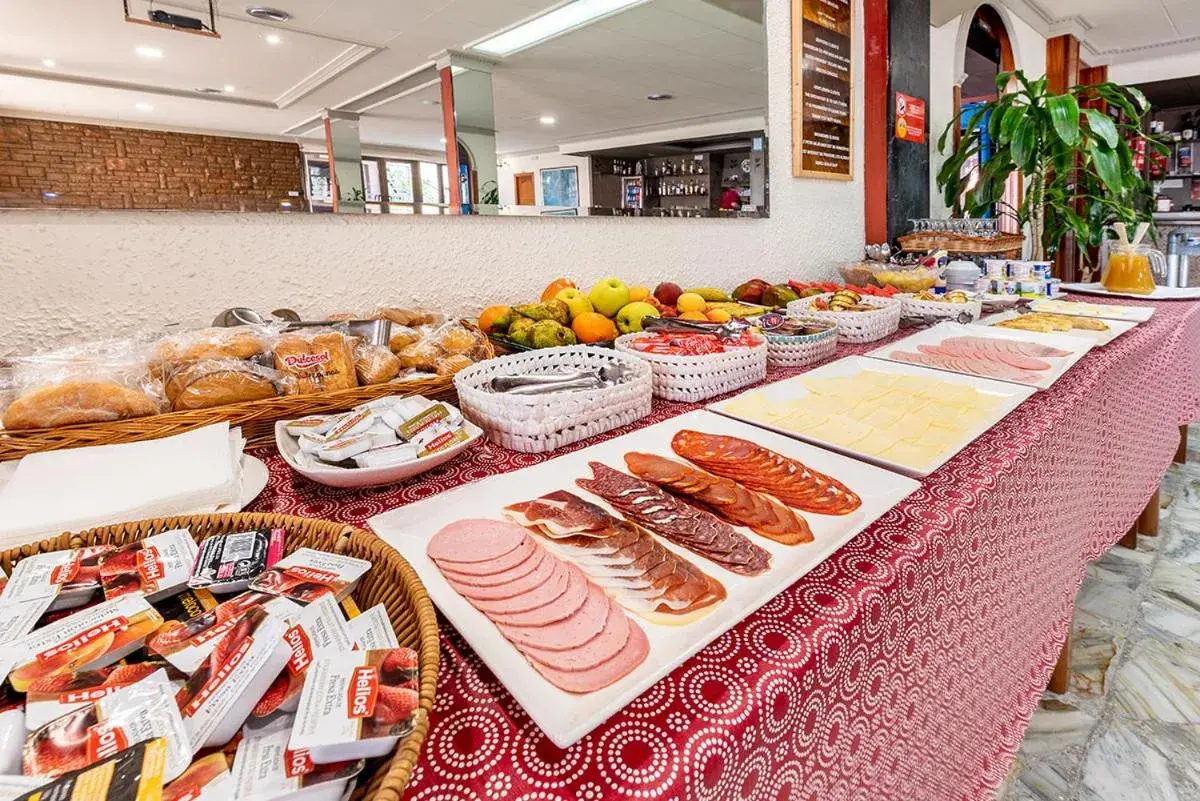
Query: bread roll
2,382,159,430
156,328,268,365
388,326,422,354
354,345,401,385
165,361,279,411
274,332,358,395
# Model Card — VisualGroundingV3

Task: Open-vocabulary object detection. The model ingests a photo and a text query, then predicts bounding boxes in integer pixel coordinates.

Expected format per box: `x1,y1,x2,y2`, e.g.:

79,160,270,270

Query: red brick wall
0,116,307,212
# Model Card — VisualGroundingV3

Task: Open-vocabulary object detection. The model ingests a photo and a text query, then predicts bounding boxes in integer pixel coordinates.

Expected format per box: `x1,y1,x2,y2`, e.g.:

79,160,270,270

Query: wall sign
895,92,926,144
792,0,854,180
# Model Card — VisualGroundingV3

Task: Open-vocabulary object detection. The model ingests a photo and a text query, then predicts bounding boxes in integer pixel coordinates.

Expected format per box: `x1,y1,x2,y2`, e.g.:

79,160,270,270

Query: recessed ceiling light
135,45,164,59
539,115,556,125
42,58,56,68
194,87,223,94
135,102,154,112
471,0,649,56
246,6,291,22
647,92,674,101
224,84,236,93
264,33,282,45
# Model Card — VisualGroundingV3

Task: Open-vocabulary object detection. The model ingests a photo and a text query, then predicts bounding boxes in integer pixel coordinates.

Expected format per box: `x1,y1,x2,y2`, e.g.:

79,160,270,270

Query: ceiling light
135,102,154,112
135,45,164,59
264,33,282,45
440,137,447,144
195,87,223,94
246,6,291,22
224,84,236,93
470,0,649,56
539,115,556,125
647,93,674,101
42,58,56,68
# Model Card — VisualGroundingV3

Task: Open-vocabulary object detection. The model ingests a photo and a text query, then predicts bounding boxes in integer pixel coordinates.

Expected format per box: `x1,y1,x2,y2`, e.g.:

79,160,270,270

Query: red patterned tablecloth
247,298,1200,801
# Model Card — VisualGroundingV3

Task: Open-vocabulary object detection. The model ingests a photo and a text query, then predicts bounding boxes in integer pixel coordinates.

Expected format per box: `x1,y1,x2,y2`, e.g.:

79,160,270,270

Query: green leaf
1082,108,1119,148
1126,86,1149,113
1011,117,1037,173
995,71,1013,91
1088,141,1123,194
999,105,1023,143
1047,94,1081,145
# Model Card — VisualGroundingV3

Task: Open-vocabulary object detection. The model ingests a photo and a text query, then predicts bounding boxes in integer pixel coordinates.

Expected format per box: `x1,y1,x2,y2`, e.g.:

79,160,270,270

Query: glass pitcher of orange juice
1101,243,1164,294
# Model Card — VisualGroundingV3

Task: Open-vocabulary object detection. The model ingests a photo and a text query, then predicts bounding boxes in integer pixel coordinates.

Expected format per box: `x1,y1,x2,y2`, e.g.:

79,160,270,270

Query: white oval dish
275,414,483,489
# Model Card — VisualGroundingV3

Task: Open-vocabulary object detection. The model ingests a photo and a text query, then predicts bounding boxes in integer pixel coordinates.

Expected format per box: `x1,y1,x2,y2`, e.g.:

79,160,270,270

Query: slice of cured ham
504,491,726,624
428,521,647,694
576,462,771,576
624,453,814,545
670,430,861,516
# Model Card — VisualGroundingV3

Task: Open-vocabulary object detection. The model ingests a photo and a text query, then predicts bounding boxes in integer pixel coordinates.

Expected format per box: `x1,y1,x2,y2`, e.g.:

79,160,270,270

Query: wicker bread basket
454,347,653,453
897,293,983,322
0,374,458,461
765,325,839,369
614,334,768,402
0,513,439,801
897,231,1025,257
787,294,902,344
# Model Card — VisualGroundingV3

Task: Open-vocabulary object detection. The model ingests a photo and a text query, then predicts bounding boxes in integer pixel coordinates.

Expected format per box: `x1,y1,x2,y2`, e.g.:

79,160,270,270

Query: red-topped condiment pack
0,531,406,801
626,331,762,355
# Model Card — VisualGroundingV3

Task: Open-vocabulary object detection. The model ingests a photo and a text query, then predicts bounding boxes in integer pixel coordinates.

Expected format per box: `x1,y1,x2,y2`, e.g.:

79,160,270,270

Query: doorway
514,173,535,206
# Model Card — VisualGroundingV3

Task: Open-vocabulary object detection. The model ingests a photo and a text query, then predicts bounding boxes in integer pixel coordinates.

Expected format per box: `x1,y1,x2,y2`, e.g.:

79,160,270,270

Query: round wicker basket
0,513,439,801
764,325,839,368
786,294,901,344
613,334,768,403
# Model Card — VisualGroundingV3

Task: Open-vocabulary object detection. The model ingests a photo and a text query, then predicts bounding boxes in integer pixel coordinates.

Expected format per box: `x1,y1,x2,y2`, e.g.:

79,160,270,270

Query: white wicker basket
613,334,768,403
765,324,839,368
453,347,653,453
898,293,982,322
786,294,901,343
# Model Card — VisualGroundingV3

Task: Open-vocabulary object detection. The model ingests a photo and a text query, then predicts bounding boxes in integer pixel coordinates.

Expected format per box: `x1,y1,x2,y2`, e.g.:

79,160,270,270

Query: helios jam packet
188,530,285,595
251,595,354,718
232,717,362,801
288,648,419,763
162,754,232,801
249,549,370,604
13,737,169,801
98,530,199,603
24,658,186,731
146,591,300,674
1,546,115,612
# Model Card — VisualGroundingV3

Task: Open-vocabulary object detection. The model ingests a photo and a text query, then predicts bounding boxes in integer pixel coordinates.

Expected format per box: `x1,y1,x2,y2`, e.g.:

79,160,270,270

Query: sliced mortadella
498,585,611,652
442,550,555,601
433,537,536,577
526,624,649,694
467,561,570,615
487,565,591,627
427,520,529,564
522,604,633,673
439,547,545,588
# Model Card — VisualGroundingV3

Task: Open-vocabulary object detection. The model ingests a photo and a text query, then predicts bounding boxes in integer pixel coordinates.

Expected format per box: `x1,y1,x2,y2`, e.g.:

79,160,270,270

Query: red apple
654,282,683,307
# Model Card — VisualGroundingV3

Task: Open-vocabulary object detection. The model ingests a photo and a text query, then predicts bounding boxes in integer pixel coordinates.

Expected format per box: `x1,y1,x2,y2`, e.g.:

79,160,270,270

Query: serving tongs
489,363,632,395
640,316,754,340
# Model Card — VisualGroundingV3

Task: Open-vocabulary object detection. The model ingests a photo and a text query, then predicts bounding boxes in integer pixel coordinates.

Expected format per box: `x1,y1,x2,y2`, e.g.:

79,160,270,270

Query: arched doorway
954,4,1021,233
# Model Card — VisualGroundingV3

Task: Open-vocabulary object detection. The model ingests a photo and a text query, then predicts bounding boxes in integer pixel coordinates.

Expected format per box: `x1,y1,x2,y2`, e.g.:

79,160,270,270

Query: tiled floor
999,440,1200,801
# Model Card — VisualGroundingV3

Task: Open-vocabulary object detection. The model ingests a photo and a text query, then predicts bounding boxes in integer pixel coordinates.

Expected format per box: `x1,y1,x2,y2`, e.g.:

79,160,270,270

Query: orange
572,311,618,344
541,278,575,302
628,285,651,302
676,293,707,313
679,311,709,321
478,305,511,334
706,309,732,323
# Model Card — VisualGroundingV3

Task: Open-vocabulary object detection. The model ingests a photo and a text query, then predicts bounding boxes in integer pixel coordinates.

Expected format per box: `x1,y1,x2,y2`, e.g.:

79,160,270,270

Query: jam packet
0,705,23,776
289,648,419,763
2,546,115,612
14,736,169,801
99,530,199,602
232,718,362,801
251,595,354,718
23,670,191,781
146,591,300,674
176,606,292,750
152,588,218,627
5,594,165,693
162,754,232,801
249,549,370,604
24,658,186,731
396,404,469,457
346,605,399,650
0,596,56,647
189,529,286,594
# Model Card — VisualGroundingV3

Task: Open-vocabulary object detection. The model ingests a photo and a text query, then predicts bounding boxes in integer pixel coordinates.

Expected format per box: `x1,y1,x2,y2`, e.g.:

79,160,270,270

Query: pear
531,320,577,349
507,317,535,346
513,299,570,326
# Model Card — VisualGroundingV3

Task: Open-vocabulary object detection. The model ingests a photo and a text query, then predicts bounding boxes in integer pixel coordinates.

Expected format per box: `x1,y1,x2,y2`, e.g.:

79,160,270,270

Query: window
387,162,414,203
345,158,447,214
305,158,332,212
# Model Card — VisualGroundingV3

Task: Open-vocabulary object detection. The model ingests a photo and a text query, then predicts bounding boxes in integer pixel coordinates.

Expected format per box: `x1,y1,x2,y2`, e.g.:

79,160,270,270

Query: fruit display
872,267,941,293
0,531,417,801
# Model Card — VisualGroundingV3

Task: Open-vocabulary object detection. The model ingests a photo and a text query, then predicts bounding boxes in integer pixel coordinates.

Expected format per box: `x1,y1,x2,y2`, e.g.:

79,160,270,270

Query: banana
685,287,733,303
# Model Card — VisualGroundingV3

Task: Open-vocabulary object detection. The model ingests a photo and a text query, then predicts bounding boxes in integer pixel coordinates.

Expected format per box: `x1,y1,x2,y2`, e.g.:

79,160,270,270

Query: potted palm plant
937,70,1162,270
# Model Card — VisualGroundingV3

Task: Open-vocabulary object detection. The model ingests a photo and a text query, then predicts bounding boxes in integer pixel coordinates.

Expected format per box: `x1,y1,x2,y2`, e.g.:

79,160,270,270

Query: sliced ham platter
370,410,920,747
866,322,1094,390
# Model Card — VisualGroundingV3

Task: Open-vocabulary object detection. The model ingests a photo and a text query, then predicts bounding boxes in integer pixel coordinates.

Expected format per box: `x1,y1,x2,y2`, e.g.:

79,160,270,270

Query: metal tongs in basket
489,363,633,395
640,316,756,340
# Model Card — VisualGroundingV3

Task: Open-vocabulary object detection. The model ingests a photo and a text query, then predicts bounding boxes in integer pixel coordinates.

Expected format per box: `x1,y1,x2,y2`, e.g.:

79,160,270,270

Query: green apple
588,277,630,318
555,288,594,320
615,301,661,334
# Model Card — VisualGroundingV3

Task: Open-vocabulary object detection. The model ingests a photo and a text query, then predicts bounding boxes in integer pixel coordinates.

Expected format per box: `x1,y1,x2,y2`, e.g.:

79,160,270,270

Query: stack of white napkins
0,423,245,548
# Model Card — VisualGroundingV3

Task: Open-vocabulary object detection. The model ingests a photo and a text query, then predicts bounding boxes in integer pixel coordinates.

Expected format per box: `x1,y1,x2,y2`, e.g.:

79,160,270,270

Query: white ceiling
0,0,765,156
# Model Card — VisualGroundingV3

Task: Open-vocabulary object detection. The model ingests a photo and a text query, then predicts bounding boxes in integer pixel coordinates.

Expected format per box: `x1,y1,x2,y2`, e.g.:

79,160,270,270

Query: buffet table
246,297,1200,801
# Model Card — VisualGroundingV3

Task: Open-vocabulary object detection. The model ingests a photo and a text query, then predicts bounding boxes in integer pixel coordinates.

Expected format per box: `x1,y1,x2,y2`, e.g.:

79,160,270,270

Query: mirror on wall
0,0,767,218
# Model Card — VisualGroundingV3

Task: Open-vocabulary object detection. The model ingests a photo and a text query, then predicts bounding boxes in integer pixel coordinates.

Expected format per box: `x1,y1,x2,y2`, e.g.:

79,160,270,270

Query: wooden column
1048,632,1071,694
863,0,888,244
1046,35,1081,283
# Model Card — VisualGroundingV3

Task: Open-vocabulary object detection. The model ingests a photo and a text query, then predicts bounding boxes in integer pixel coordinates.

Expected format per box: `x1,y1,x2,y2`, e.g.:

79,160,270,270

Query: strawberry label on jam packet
147,591,300,675
232,722,362,800
86,722,130,763
2,547,111,606
48,553,82,586
100,530,198,603
250,595,353,719
347,666,378,718
250,548,370,604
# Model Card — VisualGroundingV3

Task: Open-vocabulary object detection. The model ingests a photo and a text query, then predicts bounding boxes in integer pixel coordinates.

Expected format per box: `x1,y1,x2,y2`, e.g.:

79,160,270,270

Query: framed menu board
792,0,854,179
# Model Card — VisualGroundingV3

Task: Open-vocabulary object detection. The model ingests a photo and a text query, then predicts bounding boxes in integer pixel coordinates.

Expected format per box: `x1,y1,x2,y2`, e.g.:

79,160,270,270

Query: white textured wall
0,0,865,356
